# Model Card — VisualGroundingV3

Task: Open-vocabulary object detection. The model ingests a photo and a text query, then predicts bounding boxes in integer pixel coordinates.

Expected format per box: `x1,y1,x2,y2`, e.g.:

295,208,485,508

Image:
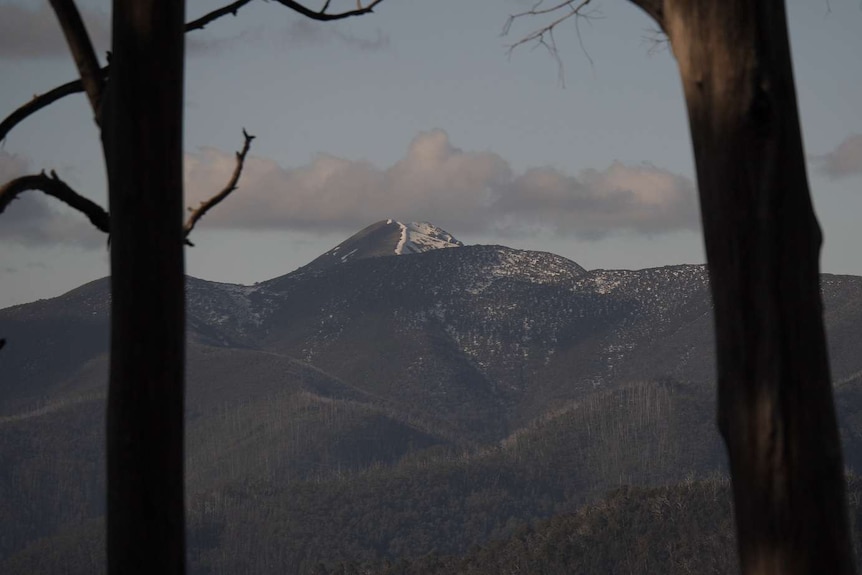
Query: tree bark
103,1,186,573
655,1,856,573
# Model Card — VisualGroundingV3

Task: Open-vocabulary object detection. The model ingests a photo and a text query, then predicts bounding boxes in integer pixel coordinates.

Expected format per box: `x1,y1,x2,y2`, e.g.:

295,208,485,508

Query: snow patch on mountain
340,248,359,262
298,220,463,274
461,247,586,294
395,222,408,254
392,221,463,255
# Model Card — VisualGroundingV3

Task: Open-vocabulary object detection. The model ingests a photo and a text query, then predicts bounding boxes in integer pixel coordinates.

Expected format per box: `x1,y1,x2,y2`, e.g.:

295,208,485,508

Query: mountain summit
303,219,462,272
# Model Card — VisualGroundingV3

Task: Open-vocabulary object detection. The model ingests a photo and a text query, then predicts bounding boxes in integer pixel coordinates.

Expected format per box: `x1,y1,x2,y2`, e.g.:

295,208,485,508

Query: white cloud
184,129,699,238
814,134,862,179
1,130,699,249
492,161,699,237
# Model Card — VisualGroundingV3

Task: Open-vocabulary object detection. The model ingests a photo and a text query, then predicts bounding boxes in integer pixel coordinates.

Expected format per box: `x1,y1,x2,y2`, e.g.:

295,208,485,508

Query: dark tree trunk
653,0,856,572
103,1,186,573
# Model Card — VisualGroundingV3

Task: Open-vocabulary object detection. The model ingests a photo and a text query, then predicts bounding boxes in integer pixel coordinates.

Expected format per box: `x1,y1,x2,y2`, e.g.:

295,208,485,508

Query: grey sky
0,0,860,309
0,2,110,57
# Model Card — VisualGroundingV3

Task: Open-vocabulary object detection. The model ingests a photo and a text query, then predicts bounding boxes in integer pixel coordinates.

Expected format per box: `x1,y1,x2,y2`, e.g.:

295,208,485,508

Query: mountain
2,221,862,573
302,219,463,273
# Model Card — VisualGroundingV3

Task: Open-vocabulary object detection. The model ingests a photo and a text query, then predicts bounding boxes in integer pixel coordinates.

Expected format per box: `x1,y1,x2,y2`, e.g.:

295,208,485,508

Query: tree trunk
658,1,856,573
103,1,186,573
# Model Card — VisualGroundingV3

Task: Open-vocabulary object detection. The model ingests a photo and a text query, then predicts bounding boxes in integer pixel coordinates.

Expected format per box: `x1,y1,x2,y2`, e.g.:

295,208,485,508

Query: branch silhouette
1,131,255,246
185,0,255,32
0,171,110,234
270,0,385,20
48,0,105,122
184,129,256,246
502,0,598,85
2,0,387,143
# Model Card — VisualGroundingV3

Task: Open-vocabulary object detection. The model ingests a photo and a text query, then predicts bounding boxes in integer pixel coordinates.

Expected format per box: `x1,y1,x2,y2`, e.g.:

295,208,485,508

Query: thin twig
643,26,669,56
0,78,91,144
270,0,385,21
48,0,104,123
183,129,256,246
185,0,255,32
573,5,596,75
503,0,596,86
503,0,594,50
0,170,110,234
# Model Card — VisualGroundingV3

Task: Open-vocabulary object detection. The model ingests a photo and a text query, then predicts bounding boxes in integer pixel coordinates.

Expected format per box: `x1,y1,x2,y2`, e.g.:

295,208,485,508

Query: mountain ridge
3,221,862,572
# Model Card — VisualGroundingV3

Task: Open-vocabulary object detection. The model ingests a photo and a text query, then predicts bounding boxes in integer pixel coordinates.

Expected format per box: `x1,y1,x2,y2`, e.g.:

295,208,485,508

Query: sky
0,0,860,309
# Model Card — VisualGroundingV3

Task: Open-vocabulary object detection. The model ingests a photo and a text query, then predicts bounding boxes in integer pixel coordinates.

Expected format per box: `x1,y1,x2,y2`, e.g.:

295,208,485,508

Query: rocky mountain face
2,220,862,573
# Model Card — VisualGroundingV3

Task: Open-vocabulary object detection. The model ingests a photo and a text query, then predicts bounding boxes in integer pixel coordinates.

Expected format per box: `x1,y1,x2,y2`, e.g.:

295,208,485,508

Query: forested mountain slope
2,220,862,573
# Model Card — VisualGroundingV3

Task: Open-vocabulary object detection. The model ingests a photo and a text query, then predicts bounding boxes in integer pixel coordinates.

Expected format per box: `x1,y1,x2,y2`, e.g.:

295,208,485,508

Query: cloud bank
2,131,699,248
185,129,699,239
815,134,862,179
0,152,104,248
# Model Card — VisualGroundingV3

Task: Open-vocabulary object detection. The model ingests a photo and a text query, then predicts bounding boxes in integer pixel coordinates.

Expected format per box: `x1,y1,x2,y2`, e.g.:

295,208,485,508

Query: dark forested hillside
336,478,862,575
2,221,862,573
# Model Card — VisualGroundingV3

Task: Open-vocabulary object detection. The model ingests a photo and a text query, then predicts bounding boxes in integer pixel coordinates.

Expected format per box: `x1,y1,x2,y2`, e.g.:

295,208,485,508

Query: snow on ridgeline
393,221,463,255
298,219,465,273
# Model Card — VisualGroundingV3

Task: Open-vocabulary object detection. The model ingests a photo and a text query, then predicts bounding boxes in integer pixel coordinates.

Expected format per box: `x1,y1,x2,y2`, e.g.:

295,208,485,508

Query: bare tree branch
503,0,592,53
185,0,255,32
503,0,599,86
1,0,388,143
0,130,256,247
643,25,669,56
1,0,260,143
0,79,91,144
48,0,104,122
503,0,593,40
503,0,669,80
183,129,256,245
0,171,110,234
270,0,385,21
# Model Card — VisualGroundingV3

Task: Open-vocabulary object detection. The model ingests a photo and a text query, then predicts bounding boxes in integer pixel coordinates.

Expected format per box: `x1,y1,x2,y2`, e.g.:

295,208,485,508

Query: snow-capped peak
300,219,464,273
393,220,463,255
